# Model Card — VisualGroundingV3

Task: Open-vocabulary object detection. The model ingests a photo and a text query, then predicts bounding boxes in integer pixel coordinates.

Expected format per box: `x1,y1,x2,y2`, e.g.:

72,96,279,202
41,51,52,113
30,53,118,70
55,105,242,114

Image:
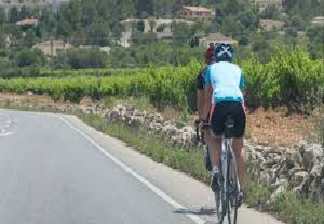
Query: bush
55,48,108,69
0,48,322,112
319,115,324,146
14,48,45,67
107,42,203,68
243,48,324,112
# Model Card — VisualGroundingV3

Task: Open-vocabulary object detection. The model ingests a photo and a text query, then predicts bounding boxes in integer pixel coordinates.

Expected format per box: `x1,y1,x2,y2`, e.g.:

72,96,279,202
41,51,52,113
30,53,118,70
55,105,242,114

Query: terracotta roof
16,18,39,26
183,6,212,13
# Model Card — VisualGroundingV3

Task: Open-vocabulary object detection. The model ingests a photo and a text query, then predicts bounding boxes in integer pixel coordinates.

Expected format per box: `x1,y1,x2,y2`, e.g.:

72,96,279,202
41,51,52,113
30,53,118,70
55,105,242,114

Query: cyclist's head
214,43,234,62
205,47,214,64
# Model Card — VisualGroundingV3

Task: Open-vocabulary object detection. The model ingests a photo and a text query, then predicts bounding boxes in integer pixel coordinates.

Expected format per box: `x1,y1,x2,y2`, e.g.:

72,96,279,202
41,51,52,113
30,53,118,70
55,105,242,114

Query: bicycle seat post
224,116,234,139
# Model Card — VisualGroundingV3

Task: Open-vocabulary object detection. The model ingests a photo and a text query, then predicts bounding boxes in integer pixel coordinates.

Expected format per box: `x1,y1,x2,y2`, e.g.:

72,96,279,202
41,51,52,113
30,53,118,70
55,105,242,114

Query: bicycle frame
218,132,240,224
195,118,241,224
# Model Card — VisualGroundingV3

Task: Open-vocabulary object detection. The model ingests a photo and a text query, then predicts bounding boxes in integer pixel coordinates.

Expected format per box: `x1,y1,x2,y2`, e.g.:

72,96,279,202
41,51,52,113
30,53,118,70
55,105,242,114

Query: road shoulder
62,114,284,224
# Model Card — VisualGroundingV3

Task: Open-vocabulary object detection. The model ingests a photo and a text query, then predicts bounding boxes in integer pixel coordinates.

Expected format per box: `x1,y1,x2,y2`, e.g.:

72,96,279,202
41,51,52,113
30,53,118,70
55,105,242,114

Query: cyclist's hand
194,119,201,128
201,121,211,130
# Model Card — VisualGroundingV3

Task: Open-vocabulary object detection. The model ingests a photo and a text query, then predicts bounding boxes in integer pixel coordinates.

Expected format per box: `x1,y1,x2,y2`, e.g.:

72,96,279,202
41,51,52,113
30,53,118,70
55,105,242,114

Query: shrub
243,48,324,112
14,48,45,67
0,48,322,112
55,48,108,69
319,115,324,146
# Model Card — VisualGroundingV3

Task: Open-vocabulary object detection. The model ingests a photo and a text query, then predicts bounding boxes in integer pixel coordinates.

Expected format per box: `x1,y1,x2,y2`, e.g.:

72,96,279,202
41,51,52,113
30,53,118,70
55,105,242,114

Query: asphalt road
0,110,284,224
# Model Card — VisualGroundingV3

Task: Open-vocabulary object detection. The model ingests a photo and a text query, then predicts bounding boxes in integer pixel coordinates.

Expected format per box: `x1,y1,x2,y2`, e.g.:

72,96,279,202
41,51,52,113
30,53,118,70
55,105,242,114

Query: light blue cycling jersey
204,61,245,104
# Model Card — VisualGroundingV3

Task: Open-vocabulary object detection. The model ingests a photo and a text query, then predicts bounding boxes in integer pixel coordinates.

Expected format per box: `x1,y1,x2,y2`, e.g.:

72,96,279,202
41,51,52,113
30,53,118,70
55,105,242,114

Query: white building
311,16,324,26
0,0,69,9
252,0,283,11
120,18,195,48
33,40,72,56
199,33,239,48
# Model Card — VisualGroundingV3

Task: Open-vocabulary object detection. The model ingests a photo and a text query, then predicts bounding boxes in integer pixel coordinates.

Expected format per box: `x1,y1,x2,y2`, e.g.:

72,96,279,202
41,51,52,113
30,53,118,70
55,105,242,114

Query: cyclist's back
206,61,244,104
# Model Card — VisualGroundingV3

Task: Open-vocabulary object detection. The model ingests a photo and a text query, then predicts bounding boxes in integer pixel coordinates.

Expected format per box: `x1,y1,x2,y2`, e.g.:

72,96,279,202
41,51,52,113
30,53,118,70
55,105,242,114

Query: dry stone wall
103,104,324,202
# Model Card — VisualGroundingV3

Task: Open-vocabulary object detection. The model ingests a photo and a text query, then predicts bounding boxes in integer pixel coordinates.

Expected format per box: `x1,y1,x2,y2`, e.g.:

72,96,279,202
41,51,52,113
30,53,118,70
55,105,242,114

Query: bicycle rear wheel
226,148,240,224
214,189,222,223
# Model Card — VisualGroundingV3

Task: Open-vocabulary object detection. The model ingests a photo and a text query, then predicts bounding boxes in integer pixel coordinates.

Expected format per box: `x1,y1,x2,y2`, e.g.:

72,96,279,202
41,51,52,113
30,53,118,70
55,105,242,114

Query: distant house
0,0,69,9
199,33,238,48
252,0,283,11
182,6,214,18
259,19,284,31
16,17,39,27
33,40,72,56
311,16,324,26
120,18,195,48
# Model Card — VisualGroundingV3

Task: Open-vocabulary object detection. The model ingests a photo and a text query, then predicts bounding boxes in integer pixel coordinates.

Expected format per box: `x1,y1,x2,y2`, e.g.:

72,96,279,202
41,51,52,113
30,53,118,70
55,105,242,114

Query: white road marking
0,131,14,137
0,113,14,137
59,116,206,224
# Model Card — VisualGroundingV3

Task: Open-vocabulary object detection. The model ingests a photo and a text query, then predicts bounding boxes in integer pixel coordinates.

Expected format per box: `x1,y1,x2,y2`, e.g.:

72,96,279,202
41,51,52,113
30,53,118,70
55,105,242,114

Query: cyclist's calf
232,138,245,188
208,134,222,170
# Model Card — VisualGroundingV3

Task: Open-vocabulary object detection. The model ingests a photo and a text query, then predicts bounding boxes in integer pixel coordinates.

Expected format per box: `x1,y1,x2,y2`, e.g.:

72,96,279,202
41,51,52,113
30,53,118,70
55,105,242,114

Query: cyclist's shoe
211,169,220,192
204,148,212,172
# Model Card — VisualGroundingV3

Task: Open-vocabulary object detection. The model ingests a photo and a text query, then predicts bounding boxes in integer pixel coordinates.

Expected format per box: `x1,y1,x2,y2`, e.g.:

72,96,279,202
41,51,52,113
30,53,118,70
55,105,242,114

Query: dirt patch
246,108,314,147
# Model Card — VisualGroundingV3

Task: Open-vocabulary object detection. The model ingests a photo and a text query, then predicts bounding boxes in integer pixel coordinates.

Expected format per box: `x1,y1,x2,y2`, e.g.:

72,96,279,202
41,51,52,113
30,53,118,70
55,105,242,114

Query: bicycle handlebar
194,119,211,144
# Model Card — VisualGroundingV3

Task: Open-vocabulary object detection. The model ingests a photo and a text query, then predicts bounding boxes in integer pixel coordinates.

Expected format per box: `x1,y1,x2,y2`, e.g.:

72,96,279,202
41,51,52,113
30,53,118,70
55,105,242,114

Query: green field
0,48,323,113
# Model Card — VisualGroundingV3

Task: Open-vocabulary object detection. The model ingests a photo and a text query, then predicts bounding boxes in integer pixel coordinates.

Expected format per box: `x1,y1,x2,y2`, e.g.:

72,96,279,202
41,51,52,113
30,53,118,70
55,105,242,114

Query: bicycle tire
214,189,223,223
227,144,240,224
214,145,227,224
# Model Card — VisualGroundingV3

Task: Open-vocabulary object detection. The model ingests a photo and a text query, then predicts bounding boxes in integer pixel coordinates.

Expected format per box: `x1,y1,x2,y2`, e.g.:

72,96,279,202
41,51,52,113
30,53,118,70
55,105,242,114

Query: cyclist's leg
210,103,226,170
231,102,246,190
232,137,245,187
205,128,221,169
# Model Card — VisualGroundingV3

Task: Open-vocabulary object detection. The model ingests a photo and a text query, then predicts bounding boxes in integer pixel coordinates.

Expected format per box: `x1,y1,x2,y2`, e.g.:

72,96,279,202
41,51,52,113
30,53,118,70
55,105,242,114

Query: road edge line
59,116,206,224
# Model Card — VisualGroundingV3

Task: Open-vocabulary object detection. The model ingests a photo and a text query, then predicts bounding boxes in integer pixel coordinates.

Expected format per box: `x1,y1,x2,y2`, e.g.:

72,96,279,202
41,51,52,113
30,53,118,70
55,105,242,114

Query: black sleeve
197,71,204,90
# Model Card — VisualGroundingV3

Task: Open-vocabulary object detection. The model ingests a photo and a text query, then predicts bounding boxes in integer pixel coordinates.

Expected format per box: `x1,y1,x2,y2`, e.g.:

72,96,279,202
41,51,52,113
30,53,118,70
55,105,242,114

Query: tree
14,49,45,67
9,7,19,24
87,20,111,46
260,5,281,20
64,48,108,69
18,6,32,21
117,0,136,19
136,0,154,18
0,8,6,25
307,26,324,59
173,22,193,44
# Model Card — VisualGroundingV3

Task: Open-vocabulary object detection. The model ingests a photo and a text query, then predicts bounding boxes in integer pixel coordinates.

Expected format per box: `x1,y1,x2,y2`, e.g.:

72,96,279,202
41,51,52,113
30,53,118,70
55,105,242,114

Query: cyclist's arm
203,85,213,122
240,72,246,112
197,70,205,120
202,66,213,122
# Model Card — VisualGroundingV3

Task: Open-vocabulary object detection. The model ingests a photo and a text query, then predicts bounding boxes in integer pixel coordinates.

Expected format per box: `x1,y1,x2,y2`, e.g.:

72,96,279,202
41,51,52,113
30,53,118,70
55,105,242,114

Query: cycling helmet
214,43,234,62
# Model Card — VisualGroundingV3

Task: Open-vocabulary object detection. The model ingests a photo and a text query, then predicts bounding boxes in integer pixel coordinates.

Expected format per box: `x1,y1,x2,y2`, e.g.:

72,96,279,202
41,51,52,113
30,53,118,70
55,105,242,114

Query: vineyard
0,49,323,112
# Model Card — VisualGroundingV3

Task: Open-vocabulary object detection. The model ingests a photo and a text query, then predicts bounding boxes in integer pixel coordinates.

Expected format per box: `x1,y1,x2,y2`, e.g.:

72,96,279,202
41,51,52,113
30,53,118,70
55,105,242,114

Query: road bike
196,116,241,224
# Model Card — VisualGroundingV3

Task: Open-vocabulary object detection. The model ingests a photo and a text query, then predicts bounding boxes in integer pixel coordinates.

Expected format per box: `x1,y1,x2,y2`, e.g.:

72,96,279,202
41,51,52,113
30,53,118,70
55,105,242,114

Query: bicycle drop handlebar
195,119,212,144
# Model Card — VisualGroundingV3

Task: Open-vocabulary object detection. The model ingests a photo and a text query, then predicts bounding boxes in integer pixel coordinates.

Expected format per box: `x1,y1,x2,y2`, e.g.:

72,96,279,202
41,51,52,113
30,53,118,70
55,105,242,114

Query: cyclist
197,44,217,171
202,43,246,202
205,43,215,63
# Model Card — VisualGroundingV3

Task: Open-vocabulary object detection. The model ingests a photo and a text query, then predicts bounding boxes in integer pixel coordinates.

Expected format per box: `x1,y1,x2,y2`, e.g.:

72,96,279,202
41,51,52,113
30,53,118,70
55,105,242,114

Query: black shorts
211,101,246,137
